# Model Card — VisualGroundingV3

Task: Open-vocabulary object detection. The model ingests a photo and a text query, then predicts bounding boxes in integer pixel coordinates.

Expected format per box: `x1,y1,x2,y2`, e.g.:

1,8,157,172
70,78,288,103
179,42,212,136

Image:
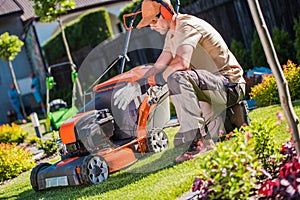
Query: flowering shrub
250,60,300,107
257,135,300,199
192,130,262,199
0,123,28,144
192,111,288,199
0,143,35,182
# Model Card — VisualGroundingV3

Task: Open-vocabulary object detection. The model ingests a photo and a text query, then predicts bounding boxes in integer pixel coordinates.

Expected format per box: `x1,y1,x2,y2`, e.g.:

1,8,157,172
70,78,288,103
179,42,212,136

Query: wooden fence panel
181,0,300,50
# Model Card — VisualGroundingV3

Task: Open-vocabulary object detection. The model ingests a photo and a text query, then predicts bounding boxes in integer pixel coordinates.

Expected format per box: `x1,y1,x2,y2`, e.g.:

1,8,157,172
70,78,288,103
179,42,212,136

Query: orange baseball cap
136,0,173,29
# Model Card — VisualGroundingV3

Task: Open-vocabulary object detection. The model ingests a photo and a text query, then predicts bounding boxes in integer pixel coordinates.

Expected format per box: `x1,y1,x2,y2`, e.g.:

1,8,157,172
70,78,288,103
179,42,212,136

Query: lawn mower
30,64,170,191
45,62,79,131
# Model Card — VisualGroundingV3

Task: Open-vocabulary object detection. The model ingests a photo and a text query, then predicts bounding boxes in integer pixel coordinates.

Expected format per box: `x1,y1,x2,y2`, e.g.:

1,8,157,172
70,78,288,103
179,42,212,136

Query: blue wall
0,17,32,124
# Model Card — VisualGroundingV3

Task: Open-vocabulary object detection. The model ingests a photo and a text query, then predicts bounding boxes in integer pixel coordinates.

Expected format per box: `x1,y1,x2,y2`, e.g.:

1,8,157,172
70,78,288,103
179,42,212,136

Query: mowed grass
1,101,300,200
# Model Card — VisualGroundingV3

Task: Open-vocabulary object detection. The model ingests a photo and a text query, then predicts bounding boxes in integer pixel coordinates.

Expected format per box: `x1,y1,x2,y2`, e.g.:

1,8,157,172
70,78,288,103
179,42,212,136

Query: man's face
149,15,169,35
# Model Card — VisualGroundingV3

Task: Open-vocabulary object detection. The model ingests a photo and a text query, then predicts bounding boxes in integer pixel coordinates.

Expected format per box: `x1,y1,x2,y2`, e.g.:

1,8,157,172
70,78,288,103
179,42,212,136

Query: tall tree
0,32,27,118
30,0,83,103
248,0,300,153
30,0,75,64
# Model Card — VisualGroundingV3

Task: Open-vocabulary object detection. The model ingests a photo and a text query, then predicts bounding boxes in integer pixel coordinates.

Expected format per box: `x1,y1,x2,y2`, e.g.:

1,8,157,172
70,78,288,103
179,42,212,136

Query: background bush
0,123,28,144
0,143,35,182
37,132,58,156
230,39,251,70
272,27,295,65
250,31,268,68
250,60,300,107
43,8,113,65
294,18,300,64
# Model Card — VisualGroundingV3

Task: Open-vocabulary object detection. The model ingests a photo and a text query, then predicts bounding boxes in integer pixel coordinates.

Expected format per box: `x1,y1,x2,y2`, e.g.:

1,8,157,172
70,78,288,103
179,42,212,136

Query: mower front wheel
146,128,169,153
79,154,109,185
30,162,51,191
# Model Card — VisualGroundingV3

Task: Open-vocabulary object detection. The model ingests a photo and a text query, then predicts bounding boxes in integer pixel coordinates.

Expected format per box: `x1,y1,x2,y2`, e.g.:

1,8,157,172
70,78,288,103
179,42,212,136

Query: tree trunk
8,61,27,118
57,17,84,105
247,0,300,153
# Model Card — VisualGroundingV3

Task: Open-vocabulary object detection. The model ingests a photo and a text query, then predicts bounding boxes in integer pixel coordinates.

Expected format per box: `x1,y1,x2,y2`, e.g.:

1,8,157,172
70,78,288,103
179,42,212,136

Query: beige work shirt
164,14,245,84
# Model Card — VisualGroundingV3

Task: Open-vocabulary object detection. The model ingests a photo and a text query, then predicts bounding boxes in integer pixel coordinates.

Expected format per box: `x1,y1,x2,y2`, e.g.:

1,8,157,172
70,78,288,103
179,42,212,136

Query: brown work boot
175,138,215,163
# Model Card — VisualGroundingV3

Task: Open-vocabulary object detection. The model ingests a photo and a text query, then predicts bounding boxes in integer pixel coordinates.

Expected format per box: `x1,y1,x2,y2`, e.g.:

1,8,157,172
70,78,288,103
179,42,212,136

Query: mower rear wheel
79,154,109,185
30,162,51,191
146,128,169,153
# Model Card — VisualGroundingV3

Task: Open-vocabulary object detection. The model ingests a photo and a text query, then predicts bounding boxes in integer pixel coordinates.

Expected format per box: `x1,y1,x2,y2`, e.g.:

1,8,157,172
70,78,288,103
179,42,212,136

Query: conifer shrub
230,39,251,70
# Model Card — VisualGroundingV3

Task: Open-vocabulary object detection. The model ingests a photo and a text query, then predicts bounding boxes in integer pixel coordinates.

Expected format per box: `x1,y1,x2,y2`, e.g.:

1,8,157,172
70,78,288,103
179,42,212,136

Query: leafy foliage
0,123,28,144
0,143,35,182
30,0,76,22
43,8,113,64
258,139,300,199
230,39,251,70
294,18,300,64
272,27,295,65
26,135,41,145
192,113,287,199
250,60,300,107
250,30,268,68
193,129,262,199
241,118,283,174
0,32,24,61
37,132,58,156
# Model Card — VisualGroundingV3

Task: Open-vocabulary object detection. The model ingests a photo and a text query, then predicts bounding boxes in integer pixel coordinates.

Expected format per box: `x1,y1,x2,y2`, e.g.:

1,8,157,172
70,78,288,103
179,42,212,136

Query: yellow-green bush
0,123,28,144
0,143,35,182
250,60,300,107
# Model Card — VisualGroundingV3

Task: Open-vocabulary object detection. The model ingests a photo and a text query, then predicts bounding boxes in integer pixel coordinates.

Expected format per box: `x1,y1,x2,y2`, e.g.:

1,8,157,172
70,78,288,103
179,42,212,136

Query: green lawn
1,102,300,200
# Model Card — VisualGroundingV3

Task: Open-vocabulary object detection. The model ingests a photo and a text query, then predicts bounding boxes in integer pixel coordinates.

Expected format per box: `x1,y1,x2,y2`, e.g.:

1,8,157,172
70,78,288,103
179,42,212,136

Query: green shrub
37,132,58,156
272,27,295,65
43,8,113,64
240,118,283,174
230,39,252,70
250,60,300,107
0,123,28,144
26,136,41,145
251,30,268,68
196,128,262,199
294,18,300,64
193,116,285,199
0,143,35,182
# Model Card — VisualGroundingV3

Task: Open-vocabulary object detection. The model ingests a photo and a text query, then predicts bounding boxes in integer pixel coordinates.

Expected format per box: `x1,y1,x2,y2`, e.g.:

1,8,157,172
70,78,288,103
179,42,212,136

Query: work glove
113,82,142,110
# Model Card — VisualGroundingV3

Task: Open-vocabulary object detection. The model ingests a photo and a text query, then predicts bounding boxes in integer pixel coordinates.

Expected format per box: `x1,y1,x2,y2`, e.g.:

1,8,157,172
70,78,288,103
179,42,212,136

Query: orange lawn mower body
30,65,171,191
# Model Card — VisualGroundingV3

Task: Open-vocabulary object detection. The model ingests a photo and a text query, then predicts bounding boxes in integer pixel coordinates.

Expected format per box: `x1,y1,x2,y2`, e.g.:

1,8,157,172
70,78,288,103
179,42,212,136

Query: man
8,83,26,124
114,0,245,163
30,73,46,115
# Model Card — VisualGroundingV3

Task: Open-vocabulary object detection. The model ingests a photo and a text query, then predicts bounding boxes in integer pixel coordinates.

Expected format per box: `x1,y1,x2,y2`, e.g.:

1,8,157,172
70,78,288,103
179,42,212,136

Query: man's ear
172,13,177,21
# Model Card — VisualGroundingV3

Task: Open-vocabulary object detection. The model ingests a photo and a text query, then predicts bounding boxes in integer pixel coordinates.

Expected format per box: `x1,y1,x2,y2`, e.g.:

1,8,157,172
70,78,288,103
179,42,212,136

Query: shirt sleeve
176,23,202,49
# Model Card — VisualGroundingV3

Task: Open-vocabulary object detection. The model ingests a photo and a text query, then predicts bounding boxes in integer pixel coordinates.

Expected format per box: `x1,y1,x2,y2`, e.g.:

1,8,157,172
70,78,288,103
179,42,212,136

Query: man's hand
113,83,142,110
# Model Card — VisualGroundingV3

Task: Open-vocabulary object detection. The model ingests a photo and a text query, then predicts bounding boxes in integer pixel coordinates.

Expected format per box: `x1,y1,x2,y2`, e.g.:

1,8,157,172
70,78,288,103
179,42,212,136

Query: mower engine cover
59,109,115,156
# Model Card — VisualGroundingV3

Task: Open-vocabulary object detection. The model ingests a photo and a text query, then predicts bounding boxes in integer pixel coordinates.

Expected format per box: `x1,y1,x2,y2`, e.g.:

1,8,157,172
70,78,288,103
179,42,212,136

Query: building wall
0,17,32,125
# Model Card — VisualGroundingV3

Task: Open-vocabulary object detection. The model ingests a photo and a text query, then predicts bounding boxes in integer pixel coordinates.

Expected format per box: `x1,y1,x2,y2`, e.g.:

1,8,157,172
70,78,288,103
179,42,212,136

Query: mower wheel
79,154,109,185
30,162,51,191
146,128,169,153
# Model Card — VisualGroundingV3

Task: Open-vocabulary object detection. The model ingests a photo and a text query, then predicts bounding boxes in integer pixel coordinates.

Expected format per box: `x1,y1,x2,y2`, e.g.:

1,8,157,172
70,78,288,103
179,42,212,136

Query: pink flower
219,130,224,137
246,132,253,141
276,110,285,121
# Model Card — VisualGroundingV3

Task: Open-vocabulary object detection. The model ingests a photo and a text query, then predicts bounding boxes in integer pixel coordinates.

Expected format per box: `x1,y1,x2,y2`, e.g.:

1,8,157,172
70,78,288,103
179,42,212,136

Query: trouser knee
167,71,185,95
